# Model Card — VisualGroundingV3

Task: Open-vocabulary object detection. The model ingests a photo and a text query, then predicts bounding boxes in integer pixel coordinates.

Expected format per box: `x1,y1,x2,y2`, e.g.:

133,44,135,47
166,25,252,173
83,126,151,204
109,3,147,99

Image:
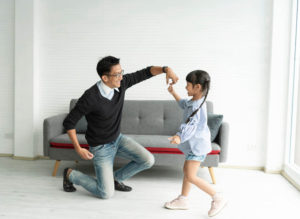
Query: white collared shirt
97,80,119,100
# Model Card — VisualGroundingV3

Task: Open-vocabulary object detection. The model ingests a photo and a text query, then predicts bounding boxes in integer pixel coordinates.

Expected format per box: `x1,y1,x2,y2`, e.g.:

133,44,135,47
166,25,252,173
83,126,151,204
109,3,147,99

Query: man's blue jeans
68,134,155,199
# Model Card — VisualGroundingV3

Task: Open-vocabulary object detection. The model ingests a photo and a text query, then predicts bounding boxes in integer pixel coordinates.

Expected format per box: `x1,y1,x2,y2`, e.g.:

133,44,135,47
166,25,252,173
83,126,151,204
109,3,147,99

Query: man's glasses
108,70,124,78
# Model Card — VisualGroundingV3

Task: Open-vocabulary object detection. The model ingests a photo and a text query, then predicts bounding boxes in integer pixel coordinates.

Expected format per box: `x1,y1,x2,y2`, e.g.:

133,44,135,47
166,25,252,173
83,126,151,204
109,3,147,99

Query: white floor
0,157,300,219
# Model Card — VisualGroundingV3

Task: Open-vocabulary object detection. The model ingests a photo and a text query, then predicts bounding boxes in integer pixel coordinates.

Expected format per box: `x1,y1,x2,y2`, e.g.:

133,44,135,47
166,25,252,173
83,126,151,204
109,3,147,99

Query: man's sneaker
164,195,189,210
114,180,132,192
208,193,227,217
63,168,76,192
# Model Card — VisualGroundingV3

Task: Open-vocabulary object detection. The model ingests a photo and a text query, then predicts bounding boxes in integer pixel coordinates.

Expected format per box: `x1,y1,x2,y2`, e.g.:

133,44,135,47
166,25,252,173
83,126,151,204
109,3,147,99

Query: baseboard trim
37,155,50,160
220,165,282,173
263,168,282,174
219,164,264,171
0,155,50,160
281,171,300,191
13,156,39,161
0,153,13,157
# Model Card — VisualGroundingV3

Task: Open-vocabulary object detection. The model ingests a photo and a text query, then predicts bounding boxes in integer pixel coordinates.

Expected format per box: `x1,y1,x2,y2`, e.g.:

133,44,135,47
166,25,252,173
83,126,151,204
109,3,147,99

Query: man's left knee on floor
143,153,155,168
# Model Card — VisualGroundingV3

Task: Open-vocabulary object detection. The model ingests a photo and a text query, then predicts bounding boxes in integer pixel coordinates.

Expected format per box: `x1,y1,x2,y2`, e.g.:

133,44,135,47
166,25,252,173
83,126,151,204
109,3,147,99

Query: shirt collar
99,80,119,95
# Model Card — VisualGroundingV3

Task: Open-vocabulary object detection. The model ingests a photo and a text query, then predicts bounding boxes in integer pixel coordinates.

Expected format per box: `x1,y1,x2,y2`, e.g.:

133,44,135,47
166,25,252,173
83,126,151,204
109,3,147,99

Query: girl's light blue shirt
176,97,212,156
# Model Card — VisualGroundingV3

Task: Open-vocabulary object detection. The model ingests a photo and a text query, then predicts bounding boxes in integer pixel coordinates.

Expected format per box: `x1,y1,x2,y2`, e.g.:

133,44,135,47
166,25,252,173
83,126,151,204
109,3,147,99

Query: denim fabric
186,152,206,162
68,134,154,199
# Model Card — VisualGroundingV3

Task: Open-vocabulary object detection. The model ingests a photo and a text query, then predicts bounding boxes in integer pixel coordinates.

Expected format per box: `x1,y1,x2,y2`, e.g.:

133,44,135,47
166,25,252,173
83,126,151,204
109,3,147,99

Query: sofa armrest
214,122,229,163
43,113,68,156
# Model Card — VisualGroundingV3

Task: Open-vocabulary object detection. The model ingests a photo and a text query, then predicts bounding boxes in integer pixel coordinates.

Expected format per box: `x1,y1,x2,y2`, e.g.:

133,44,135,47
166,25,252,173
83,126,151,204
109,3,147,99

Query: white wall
14,0,39,158
0,0,14,154
37,0,273,167
1,0,292,169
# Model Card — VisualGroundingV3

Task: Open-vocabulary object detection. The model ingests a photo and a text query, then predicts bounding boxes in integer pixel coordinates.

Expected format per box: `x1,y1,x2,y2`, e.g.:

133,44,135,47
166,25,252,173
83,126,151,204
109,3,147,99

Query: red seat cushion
50,142,220,155
145,147,220,155
50,142,89,149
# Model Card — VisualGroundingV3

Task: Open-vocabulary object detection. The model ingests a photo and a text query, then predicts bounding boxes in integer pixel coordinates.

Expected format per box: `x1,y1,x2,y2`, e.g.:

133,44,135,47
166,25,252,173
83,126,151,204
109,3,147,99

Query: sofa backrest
70,99,213,135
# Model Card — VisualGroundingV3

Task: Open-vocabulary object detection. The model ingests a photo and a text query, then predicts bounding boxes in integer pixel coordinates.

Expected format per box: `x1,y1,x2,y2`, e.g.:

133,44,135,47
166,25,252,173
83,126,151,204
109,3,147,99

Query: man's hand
76,148,94,160
168,135,181,144
166,68,179,85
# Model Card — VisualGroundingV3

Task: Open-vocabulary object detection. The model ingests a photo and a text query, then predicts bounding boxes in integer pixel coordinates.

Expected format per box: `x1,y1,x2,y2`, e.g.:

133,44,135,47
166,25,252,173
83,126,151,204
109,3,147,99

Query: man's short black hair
96,56,120,78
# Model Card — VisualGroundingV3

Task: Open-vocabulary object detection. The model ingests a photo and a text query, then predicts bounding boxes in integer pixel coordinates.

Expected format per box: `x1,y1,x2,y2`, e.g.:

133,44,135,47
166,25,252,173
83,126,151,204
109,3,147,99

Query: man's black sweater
63,67,153,147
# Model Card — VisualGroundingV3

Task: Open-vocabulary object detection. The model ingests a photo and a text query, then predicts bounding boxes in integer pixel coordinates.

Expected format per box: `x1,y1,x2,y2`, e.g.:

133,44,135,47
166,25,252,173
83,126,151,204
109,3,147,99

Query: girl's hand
168,135,181,144
167,85,174,94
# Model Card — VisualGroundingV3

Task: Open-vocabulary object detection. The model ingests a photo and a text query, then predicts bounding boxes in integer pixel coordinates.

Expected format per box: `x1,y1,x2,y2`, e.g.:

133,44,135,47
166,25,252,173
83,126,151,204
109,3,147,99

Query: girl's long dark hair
185,70,211,123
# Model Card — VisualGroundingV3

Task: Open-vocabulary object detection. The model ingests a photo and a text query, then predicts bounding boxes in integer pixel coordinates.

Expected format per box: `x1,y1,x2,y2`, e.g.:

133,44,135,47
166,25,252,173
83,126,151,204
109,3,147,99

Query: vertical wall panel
0,0,14,154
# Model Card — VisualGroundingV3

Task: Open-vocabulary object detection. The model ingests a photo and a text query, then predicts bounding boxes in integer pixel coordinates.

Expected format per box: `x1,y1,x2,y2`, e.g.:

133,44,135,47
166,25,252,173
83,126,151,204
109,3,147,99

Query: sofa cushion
49,134,221,155
50,134,89,149
145,142,220,155
207,113,223,142
126,134,176,148
50,134,176,149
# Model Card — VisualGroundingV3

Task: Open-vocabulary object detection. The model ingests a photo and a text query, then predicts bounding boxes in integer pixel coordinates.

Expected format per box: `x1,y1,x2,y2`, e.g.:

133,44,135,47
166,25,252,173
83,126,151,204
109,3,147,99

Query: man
62,56,179,199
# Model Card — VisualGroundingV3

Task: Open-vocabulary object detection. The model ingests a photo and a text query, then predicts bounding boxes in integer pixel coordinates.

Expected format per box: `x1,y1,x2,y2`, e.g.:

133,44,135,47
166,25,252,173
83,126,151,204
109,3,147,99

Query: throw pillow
207,113,223,142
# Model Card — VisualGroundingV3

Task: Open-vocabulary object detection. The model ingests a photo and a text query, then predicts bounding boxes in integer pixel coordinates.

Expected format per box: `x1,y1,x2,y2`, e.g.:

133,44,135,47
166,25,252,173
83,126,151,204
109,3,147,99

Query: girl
165,70,227,217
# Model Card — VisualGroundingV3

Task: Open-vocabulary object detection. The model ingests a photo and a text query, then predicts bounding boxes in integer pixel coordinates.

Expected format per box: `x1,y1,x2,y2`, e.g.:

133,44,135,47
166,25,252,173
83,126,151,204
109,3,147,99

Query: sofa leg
208,167,216,184
52,160,61,177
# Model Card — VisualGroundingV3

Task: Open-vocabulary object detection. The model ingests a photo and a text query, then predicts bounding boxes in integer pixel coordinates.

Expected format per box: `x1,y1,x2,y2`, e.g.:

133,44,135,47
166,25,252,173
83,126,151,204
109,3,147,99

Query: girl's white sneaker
164,195,189,210
208,194,228,217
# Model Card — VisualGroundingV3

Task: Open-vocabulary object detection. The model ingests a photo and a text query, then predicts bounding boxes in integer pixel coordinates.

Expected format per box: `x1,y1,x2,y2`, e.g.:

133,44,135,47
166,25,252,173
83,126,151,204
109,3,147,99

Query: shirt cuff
146,66,154,77
176,132,182,141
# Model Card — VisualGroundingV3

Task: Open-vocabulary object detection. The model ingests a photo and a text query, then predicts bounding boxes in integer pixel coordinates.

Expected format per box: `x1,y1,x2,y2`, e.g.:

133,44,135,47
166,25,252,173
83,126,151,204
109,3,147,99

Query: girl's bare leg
181,161,192,196
182,160,216,197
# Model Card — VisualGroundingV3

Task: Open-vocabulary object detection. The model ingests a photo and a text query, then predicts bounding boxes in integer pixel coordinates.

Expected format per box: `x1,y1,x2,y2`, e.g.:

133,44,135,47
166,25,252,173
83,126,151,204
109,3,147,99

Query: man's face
102,64,123,88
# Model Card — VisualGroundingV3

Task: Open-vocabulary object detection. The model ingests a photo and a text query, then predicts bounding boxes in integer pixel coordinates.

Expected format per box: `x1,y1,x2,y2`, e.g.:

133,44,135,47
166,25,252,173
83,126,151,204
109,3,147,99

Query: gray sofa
44,100,229,184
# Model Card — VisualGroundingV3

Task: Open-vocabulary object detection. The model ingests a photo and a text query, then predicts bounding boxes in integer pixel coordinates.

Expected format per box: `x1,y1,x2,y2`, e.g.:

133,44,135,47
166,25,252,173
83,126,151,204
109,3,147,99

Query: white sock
179,195,188,199
212,192,223,200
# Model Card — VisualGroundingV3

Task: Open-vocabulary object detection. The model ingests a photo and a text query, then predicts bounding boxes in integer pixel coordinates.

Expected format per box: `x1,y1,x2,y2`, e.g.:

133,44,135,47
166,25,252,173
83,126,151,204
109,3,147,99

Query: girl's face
185,82,201,96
